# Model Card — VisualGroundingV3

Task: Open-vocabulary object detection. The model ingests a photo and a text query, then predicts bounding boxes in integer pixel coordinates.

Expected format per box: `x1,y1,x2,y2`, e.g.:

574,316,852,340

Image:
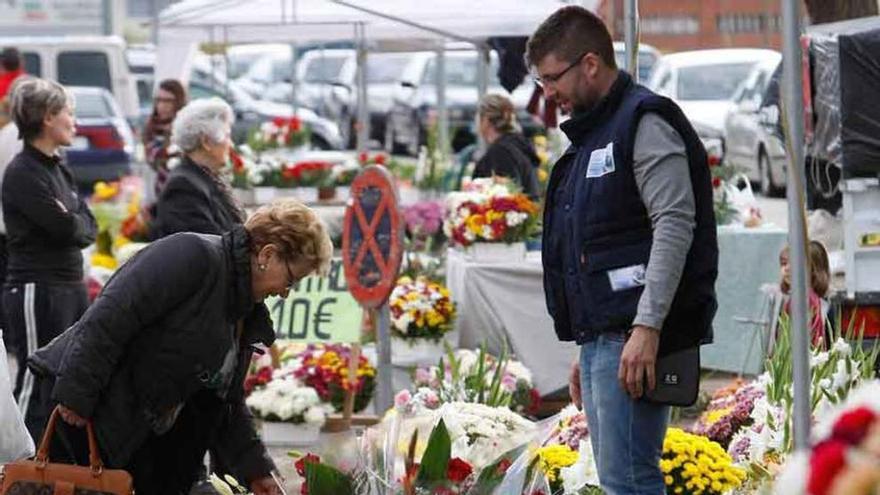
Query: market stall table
445,248,579,395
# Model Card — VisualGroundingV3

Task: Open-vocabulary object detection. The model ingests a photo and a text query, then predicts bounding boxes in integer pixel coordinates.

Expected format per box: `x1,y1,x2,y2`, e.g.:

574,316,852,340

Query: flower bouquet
444,177,539,262
661,428,747,494
388,276,456,365
774,380,880,495
247,116,310,153
290,344,377,414
245,373,330,446
691,379,765,449
399,346,541,418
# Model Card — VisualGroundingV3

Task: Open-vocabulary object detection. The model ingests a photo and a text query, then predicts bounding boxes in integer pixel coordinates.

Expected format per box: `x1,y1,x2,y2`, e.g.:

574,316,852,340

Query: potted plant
245,374,329,446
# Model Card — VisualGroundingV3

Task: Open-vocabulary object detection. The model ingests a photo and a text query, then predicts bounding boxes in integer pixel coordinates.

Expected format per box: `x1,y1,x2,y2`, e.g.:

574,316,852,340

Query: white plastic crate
842,178,880,297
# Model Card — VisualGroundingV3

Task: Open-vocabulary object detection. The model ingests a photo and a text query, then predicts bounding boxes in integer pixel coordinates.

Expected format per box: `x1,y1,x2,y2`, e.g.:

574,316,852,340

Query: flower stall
443,177,540,263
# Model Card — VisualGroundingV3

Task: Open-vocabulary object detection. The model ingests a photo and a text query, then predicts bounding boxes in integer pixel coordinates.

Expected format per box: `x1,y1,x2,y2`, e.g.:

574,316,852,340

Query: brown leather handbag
0,406,134,495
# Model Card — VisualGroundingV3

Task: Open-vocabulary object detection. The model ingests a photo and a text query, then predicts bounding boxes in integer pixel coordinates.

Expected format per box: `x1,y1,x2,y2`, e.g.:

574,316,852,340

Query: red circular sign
342,165,403,309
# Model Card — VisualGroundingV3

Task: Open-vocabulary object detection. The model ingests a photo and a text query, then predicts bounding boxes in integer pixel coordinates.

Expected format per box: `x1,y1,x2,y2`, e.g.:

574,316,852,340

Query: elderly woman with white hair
1,77,97,442
151,97,244,239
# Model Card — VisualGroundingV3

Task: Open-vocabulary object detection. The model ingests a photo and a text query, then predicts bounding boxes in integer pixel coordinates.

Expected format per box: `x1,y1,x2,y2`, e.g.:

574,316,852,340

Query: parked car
385,50,539,155
612,41,661,83
188,80,344,150
647,49,779,143
723,54,786,196
266,49,416,147
66,86,135,188
226,44,290,80
3,36,140,122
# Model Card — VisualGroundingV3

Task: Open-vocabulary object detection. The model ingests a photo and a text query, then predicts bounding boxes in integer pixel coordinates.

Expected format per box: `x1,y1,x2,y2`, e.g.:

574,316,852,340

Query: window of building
640,16,700,35
717,13,782,34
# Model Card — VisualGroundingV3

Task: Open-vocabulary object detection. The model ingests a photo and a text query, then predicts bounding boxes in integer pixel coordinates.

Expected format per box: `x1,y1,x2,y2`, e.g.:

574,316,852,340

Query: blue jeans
580,333,669,495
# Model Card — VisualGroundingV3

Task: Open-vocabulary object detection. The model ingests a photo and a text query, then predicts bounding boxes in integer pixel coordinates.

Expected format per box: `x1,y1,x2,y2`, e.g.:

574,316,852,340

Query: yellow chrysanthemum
91,253,117,269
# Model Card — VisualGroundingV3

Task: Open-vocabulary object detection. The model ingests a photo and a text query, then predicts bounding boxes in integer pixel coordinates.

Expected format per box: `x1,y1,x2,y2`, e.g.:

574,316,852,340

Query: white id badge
586,142,616,178
607,263,646,291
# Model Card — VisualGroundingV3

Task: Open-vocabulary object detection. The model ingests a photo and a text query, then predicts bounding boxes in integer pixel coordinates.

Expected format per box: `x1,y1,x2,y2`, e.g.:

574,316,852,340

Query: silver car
723,55,786,197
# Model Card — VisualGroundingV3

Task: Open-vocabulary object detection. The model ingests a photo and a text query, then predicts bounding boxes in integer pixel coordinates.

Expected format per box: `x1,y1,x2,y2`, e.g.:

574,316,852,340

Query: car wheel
384,120,405,155
759,150,783,198
311,135,333,151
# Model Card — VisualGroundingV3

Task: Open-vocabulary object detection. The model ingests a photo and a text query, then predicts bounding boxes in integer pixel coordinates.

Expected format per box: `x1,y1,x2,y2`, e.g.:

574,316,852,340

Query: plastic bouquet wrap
398,346,540,418
389,276,456,342
493,404,600,495
443,177,539,247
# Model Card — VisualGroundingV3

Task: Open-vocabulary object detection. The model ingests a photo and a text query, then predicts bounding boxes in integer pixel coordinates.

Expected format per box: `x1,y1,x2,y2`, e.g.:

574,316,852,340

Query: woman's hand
57,404,88,428
250,476,282,495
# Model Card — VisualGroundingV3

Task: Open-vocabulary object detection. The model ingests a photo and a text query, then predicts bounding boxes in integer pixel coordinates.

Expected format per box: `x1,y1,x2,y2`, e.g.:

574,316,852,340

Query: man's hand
250,476,282,495
568,359,582,408
618,325,660,399
58,404,88,428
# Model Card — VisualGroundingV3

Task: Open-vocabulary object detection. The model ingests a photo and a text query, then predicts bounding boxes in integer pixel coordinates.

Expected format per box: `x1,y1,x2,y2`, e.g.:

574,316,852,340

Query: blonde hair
479,93,518,133
245,199,333,276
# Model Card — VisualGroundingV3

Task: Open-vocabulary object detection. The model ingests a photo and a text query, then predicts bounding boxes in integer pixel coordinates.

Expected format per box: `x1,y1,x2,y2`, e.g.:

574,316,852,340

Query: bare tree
804,0,878,24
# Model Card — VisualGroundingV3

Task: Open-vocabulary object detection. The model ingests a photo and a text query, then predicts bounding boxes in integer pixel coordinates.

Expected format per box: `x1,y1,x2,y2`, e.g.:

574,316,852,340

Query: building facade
599,0,784,53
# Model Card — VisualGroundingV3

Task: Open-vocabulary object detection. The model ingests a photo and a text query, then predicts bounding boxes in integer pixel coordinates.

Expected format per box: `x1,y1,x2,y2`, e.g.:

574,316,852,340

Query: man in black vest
528,7,718,494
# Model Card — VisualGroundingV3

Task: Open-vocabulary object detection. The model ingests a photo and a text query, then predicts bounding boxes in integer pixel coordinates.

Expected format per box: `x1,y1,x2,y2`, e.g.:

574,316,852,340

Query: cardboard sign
267,258,361,343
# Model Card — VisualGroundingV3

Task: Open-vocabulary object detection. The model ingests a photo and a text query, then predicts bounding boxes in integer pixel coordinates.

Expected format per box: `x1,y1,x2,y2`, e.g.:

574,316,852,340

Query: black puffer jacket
473,132,540,199
29,225,275,483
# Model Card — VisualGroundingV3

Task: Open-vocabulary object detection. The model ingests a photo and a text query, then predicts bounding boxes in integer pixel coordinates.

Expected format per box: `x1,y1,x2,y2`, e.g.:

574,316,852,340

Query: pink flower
414,368,433,385
501,374,517,393
394,389,412,410
423,390,440,409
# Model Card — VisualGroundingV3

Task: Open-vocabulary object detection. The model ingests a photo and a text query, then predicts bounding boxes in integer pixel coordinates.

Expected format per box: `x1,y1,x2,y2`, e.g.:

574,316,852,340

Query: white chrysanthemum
304,406,327,425
810,351,830,368
832,338,852,358
773,451,809,495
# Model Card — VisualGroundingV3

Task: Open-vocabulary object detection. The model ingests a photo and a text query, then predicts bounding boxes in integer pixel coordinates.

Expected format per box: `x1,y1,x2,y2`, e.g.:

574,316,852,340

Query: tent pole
781,0,811,450
436,46,449,158
623,0,639,80
476,44,490,151
289,42,298,115
356,23,370,153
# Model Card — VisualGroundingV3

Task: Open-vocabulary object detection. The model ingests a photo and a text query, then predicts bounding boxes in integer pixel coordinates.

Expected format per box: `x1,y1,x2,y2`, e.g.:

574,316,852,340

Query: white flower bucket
253,186,276,205
293,187,318,204
260,421,321,447
466,242,526,263
391,331,458,367
233,188,254,206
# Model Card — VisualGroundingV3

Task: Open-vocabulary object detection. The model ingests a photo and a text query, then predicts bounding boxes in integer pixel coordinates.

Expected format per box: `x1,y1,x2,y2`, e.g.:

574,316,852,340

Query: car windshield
421,56,500,86
73,92,113,119
303,56,347,83
613,50,658,82
367,55,410,83
676,62,756,101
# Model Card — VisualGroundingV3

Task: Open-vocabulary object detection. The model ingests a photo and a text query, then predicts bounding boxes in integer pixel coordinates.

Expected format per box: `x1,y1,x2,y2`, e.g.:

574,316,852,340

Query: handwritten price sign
266,258,361,343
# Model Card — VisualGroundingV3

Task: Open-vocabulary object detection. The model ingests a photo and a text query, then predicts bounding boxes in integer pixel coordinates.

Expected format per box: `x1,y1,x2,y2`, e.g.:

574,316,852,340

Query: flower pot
318,185,337,201
465,242,526,263
259,420,321,447
391,332,457,367
253,186,276,205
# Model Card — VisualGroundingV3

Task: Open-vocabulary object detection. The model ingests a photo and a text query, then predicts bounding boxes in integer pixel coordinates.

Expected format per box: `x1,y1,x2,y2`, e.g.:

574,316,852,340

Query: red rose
294,453,321,477
495,458,513,476
446,457,473,483
807,440,848,495
229,149,245,172
282,166,297,181
358,152,369,165
290,117,302,132
708,155,721,167
712,177,722,189
527,388,542,415
272,116,285,127
832,407,877,445
374,153,387,165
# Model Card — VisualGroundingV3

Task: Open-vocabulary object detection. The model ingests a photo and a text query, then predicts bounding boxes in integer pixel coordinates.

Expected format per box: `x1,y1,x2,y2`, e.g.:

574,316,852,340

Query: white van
0,36,139,122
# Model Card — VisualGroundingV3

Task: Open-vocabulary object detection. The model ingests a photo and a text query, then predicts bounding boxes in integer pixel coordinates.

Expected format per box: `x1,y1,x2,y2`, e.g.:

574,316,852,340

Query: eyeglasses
533,52,589,88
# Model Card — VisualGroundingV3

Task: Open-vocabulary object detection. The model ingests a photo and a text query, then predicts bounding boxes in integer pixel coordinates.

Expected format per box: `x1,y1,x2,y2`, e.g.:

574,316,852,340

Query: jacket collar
560,70,633,146
23,142,63,168
223,225,275,346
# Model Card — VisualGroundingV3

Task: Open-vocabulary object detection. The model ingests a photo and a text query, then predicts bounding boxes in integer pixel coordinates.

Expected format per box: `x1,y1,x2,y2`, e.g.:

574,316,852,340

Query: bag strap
35,406,104,474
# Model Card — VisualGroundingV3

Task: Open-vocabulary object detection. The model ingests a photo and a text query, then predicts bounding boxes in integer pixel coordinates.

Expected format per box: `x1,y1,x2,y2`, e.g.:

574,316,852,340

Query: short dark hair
526,6,617,70
1,47,22,72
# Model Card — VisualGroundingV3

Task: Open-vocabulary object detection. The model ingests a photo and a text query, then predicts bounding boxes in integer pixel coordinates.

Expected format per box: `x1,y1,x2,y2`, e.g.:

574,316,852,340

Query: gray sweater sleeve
631,113,696,330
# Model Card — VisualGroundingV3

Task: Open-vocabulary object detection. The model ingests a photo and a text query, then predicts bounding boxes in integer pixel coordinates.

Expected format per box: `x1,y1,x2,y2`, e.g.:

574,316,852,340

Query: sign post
342,165,404,415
